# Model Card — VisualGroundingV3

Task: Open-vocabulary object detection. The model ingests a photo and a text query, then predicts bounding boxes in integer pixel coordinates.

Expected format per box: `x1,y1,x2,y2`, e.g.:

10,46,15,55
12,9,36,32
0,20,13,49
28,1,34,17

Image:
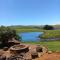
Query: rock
0,55,6,60
24,53,32,60
42,47,48,53
10,44,29,54
36,46,43,52
0,50,4,56
31,52,38,59
24,58,32,60
3,47,8,51
7,55,24,60
48,51,52,54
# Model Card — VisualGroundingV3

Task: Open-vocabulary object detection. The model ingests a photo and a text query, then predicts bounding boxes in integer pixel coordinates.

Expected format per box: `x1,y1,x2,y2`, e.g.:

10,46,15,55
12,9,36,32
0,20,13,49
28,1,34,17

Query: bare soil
36,52,60,60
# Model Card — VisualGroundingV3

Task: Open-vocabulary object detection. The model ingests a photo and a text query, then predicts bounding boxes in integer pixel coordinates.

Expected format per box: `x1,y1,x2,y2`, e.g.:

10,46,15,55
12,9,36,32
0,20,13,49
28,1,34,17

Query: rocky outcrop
0,55,6,60
36,45,43,52
10,44,29,54
31,52,38,59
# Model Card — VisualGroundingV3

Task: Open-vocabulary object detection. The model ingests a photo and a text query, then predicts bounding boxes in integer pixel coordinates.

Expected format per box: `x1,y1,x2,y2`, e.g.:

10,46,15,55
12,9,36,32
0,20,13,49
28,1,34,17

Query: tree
43,25,54,30
0,26,21,46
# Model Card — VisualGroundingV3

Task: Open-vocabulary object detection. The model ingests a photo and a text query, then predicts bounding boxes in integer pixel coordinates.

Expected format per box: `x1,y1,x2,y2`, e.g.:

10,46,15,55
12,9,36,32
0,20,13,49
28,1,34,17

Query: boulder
31,52,38,59
48,51,52,54
0,55,6,60
3,47,8,51
10,44,29,54
7,55,24,60
36,46,43,52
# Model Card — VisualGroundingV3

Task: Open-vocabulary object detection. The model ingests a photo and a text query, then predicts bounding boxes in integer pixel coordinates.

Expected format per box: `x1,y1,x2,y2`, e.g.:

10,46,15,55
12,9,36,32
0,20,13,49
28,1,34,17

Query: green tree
43,25,54,30
0,26,21,46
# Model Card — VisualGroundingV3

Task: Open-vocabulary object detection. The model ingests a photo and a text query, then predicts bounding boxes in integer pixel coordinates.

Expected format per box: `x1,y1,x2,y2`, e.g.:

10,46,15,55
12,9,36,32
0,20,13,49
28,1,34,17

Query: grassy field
40,30,60,39
15,28,42,33
23,41,60,52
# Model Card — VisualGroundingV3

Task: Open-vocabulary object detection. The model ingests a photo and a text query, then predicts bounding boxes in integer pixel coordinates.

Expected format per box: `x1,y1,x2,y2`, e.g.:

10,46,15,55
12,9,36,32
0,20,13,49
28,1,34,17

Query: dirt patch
36,52,60,60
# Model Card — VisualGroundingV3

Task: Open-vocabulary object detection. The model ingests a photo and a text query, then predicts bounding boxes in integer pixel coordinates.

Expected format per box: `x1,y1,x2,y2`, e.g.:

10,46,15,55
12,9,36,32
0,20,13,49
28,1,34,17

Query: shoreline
41,38,60,41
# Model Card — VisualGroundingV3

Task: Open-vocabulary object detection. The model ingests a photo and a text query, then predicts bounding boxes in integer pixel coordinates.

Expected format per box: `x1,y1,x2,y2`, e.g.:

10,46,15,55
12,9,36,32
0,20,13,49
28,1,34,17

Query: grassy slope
41,30,60,39
15,28,43,33
23,41,60,52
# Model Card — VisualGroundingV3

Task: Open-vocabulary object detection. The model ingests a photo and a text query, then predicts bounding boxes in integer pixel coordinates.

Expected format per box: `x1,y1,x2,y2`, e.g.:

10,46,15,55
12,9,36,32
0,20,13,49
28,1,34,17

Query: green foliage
43,25,54,30
0,26,20,45
15,34,21,41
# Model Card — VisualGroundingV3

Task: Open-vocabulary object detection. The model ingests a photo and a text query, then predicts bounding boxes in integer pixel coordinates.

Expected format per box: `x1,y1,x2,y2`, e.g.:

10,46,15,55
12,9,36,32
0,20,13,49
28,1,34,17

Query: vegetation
40,30,60,39
43,25,54,30
0,26,20,46
8,25,60,39
23,41,60,52
8,25,43,33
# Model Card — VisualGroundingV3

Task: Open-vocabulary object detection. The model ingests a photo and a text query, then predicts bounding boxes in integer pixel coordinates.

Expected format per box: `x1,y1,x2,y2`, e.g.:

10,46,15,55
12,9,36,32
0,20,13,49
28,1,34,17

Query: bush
43,25,54,30
0,26,21,46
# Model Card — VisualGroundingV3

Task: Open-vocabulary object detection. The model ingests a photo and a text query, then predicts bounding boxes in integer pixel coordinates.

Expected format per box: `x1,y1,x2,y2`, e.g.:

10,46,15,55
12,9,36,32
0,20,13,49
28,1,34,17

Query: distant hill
8,25,43,29
7,25,60,30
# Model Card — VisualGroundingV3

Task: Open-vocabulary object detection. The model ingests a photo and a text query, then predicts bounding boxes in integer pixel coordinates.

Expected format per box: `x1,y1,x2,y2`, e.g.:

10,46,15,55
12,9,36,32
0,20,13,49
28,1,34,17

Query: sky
0,0,60,26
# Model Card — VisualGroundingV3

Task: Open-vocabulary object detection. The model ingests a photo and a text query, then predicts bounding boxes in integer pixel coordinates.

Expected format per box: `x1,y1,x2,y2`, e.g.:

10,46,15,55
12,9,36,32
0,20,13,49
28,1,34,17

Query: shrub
0,26,21,46
43,25,54,30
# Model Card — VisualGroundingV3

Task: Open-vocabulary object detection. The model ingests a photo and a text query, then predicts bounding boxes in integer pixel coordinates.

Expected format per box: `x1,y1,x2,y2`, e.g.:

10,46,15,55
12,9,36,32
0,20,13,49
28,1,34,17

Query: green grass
15,28,43,33
23,41,60,52
41,30,60,39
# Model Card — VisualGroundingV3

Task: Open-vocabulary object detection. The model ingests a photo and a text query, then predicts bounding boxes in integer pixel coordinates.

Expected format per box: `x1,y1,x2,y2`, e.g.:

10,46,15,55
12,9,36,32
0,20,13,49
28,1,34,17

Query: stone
3,47,8,51
42,47,48,53
48,51,52,54
10,44,29,54
31,52,38,59
36,46,43,52
0,55,6,60
7,55,24,60
24,58,32,60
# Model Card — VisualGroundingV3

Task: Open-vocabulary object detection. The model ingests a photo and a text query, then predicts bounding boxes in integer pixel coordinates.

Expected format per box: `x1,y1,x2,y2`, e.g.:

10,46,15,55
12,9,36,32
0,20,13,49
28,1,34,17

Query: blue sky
0,0,60,26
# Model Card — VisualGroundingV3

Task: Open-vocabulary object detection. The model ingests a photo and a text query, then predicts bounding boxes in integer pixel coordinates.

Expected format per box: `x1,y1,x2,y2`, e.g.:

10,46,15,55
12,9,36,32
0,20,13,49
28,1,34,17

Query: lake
19,32,43,42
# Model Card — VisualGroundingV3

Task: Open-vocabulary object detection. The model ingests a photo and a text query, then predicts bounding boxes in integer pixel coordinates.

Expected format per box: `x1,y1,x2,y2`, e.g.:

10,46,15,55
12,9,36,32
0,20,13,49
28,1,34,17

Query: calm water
19,32,43,42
